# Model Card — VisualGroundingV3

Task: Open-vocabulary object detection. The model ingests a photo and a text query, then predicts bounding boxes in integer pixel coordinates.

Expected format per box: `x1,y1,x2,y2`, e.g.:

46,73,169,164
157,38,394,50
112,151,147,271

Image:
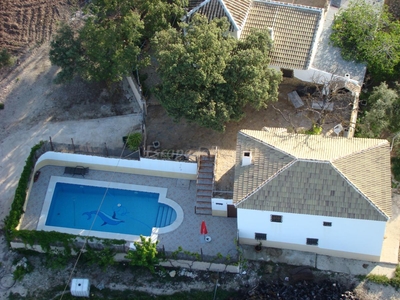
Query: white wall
237,209,386,258
293,68,361,87
35,151,198,180
212,198,233,217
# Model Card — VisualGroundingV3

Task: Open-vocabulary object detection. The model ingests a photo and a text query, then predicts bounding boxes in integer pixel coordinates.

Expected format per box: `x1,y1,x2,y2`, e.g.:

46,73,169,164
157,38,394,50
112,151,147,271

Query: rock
169,270,176,278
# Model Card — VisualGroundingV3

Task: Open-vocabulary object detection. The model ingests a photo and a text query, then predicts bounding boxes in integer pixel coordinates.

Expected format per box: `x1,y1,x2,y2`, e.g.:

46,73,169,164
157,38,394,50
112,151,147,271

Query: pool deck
21,165,238,258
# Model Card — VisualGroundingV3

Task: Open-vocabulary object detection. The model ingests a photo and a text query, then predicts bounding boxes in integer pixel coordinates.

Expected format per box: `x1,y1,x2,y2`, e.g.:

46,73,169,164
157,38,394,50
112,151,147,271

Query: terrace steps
195,155,215,215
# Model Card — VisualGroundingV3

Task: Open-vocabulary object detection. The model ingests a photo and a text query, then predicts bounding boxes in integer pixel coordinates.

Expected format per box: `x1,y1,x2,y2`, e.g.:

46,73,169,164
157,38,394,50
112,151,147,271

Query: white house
186,0,368,87
233,128,392,262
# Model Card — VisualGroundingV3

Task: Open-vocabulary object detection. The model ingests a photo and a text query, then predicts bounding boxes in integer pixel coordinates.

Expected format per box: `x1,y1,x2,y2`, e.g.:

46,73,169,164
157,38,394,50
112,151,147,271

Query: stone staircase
195,155,215,215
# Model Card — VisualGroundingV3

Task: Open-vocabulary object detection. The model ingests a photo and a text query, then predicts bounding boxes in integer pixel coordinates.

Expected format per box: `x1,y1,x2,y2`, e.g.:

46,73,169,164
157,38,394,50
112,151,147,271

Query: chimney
242,151,252,166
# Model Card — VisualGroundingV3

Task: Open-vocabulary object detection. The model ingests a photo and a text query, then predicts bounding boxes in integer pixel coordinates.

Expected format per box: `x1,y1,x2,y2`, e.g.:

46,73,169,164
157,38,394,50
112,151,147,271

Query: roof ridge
253,0,323,13
239,130,297,159
329,162,389,220
219,0,239,31
235,159,297,207
240,129,390,161
331,141,389,162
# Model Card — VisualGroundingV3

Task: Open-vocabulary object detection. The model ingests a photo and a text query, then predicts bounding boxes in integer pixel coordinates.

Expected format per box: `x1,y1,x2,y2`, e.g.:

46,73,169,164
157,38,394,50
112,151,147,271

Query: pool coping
37,176,184,242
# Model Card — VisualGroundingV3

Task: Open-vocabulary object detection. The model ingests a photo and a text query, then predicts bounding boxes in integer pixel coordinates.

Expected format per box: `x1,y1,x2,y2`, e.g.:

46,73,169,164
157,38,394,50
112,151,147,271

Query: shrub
13,262,33,281
126,132,142,151
305,124,322,135
125,235,159,273
0,48,13,68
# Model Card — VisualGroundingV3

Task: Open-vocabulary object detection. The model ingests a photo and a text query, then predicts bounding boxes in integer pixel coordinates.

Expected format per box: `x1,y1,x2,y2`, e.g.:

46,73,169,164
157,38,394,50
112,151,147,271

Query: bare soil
386,0,400,19
145,77,326,191
0,0,72,54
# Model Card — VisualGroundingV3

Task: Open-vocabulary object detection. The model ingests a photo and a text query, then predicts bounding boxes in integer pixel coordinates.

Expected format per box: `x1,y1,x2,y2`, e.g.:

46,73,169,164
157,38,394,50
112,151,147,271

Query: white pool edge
37,176,184,242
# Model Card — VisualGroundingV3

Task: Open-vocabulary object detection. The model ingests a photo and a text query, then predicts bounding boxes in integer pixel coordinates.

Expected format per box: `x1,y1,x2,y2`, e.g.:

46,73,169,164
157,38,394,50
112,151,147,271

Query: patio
21,165,238,259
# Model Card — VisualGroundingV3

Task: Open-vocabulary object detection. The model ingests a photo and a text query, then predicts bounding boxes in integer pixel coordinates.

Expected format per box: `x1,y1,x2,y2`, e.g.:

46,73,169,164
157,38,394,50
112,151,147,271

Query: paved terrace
20,165,238,259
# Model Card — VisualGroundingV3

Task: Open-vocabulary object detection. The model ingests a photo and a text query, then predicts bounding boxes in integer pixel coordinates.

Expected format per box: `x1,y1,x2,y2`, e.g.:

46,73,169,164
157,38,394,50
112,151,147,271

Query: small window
323,221,332,227
330,190,335,196
255,233,267,240
244,151,251,157
271,215,282,223
281,68,294,78
306,238,319,246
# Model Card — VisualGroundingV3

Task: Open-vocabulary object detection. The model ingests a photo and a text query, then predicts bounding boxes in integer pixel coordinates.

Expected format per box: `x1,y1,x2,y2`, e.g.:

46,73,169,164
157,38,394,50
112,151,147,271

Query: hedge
4,141,44,244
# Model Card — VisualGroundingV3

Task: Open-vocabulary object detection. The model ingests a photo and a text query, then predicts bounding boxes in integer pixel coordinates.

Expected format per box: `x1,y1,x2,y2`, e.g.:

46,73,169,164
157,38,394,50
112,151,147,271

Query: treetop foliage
152,14,282,132
356,82,400,138
330,0,400,80
50,0,187,84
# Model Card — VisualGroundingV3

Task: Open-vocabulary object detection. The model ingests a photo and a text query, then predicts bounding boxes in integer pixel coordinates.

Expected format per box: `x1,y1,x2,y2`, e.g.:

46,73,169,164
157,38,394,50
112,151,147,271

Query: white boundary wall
237,208,386,261
34,151,198,180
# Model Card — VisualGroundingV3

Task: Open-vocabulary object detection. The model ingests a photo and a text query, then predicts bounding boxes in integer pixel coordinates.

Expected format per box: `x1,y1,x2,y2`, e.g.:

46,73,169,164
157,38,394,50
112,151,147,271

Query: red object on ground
200,220,208,235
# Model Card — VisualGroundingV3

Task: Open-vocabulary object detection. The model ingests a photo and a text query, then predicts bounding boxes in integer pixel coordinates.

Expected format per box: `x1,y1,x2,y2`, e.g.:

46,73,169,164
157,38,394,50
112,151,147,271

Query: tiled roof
188,0,206,11
233,129,392,221
188,0,322,70
242,1,322,69
223,0,252,29
187,0,236,31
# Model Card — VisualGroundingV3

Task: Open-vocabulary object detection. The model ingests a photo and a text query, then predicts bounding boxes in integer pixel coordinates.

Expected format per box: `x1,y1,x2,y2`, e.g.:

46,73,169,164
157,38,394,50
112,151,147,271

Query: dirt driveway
0,43,142,224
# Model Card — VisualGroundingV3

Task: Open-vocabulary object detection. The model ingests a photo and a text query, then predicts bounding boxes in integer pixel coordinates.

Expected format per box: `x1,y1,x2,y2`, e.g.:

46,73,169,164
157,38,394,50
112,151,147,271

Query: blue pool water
45,183,177,236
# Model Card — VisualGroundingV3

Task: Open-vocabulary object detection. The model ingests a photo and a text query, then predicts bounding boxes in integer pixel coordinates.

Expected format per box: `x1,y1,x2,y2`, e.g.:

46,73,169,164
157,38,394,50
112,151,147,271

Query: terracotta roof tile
223,0,252,29
234,129,391,221
188,0,236,31
242,1,322,69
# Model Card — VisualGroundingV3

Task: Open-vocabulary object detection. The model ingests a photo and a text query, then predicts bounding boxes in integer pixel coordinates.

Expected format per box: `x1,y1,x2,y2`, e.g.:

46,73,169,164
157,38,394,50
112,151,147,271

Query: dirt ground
0,0,72,54
0,0,398,299
386,0,400,19
145,80,312,191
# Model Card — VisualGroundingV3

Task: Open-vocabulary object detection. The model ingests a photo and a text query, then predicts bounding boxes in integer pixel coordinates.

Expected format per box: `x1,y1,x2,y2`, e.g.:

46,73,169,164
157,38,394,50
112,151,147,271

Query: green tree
330,0,400,80
152,14,282,131
134,0,188,39
49,24,85,83
50,0,145,84
356,82,400,137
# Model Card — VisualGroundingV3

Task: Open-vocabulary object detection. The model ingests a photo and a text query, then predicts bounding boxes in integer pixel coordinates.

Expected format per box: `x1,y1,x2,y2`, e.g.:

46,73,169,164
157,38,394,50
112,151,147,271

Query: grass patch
366,265,400,289
305,124,322,135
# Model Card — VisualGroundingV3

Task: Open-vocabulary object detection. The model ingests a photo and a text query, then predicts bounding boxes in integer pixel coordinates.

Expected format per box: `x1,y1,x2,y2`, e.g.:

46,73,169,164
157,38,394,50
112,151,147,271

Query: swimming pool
37,176,184,241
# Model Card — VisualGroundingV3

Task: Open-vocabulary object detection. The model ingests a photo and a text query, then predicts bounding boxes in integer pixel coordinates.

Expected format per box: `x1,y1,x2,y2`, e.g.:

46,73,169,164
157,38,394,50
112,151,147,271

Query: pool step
155,205,174,227
195,155,215,215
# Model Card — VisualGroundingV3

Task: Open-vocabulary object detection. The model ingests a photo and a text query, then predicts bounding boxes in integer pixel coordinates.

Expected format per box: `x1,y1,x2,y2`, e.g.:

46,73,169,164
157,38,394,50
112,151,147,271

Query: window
271,215,282,223
255,233,267,240
306,238,319,246
323,221,332,227
281,68,294,78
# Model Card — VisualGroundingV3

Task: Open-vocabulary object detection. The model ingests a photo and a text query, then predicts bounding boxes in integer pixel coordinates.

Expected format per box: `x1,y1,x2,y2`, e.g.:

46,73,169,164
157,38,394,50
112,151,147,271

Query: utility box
71,278,90,297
